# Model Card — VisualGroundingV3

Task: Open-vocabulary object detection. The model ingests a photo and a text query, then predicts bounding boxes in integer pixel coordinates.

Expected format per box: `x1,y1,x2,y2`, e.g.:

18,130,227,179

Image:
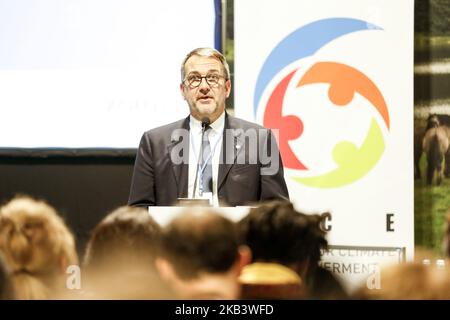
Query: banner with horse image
414,0,450,256
234,0,414,292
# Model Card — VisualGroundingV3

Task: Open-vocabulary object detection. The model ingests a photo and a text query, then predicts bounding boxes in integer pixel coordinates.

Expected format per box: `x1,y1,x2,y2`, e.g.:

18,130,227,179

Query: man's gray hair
180,47,230,82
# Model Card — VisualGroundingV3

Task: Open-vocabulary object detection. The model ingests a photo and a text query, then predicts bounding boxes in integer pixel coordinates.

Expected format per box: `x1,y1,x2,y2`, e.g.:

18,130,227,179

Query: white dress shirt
188,111,225,207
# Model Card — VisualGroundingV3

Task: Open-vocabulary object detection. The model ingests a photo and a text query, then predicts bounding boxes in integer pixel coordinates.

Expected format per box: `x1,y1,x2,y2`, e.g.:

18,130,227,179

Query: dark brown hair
159,209,239,280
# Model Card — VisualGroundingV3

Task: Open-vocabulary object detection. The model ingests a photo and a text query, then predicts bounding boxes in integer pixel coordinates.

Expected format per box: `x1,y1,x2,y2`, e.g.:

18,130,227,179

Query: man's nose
199,78,210,93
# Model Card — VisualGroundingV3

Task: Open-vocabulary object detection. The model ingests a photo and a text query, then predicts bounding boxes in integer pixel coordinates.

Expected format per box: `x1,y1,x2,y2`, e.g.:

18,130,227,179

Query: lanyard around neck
190,127,222,174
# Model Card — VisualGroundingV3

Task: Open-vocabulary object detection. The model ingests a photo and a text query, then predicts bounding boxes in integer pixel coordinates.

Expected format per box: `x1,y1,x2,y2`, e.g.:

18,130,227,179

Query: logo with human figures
254,18,390,188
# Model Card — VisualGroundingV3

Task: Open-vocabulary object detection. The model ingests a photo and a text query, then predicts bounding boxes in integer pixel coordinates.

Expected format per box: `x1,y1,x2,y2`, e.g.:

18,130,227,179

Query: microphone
201,117,210,129
192,117,210,198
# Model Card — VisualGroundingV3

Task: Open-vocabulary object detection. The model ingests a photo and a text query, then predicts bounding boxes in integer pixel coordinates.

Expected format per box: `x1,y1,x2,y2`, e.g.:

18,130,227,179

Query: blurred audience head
355,259,450,300
0,195,78,299
239,200,327,275
239,200,346,299
82,206,172,299
156,209,250,299
84,206,161,270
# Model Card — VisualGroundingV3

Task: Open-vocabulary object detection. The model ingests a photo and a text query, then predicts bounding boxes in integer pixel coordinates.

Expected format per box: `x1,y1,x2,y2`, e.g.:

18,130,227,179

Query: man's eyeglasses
184,73,226,88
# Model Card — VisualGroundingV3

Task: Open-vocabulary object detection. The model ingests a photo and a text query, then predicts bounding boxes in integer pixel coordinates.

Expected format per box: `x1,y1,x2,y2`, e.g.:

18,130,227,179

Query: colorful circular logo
254,18,390,188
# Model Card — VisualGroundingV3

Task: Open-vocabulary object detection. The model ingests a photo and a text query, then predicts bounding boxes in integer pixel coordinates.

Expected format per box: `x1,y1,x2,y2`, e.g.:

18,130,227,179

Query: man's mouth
198,96,213,101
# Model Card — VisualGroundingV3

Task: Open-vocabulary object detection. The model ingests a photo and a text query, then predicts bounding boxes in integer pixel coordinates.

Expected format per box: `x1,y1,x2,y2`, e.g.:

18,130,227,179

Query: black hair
239,201,328,265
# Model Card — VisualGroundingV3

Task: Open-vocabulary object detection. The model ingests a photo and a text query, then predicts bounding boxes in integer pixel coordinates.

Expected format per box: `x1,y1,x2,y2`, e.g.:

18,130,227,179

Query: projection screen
0,0,218,150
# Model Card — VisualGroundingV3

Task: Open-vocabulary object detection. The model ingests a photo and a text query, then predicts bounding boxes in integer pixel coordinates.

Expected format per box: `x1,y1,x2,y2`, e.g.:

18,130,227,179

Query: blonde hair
180,47,230,82
0,196,78,299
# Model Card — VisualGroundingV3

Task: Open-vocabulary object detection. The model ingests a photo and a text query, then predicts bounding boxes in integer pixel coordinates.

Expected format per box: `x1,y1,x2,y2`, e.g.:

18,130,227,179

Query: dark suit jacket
128,113,289,207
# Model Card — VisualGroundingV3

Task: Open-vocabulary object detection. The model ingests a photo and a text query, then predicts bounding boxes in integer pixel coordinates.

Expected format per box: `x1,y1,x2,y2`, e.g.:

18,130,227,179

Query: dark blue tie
200,126,212,194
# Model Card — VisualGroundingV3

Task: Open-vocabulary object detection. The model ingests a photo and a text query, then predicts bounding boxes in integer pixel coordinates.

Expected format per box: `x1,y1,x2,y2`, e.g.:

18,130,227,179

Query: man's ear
225,79,231,98
180,83,186,100
234,245,252,276
59,255,68,274
155,257,176,282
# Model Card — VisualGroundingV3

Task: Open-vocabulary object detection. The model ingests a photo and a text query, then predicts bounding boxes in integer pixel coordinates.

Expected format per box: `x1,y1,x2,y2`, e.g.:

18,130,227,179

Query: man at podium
128,47,289,207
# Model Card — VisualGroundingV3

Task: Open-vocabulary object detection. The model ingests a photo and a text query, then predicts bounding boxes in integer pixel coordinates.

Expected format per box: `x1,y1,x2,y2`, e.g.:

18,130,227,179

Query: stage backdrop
235,0,414,292
0,0,217,149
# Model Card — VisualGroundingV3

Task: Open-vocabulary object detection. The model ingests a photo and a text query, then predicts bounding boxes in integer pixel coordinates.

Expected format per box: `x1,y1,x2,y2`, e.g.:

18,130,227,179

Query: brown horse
414,114,450,180
422,114,450,185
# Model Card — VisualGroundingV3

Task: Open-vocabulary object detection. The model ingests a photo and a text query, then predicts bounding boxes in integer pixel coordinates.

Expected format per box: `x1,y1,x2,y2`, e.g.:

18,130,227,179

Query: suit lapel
166,116,190,198
217,114,245,191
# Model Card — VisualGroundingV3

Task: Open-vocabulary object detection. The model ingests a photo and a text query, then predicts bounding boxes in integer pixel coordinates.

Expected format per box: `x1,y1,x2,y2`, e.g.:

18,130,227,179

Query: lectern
148,206,251,226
